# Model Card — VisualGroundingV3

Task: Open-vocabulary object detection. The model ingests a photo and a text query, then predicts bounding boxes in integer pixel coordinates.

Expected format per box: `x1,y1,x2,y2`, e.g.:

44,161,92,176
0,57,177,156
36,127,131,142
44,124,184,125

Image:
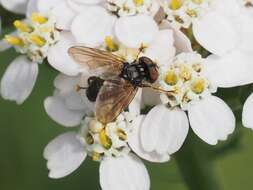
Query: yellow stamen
92,152,101,161
186,9,197,17
191,78,205,94
30,35,46,47
13,20,32,33
85,132,94,145
105,36,118,52
179,65,192,81
165,70,178,86
170,0,183,10
117,129,127,141
4,35,24,46
99,129,112,150
31,13,48,24
133,0,144,6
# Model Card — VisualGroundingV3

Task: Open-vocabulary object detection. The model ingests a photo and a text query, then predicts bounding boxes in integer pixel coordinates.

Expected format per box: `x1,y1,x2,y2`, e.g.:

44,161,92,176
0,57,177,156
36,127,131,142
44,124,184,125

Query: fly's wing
68,46,125,77
95,77,138,124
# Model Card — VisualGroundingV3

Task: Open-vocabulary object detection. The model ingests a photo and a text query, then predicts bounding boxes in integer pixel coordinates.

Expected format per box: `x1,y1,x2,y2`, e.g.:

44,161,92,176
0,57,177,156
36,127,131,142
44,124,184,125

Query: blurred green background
1,7,253,190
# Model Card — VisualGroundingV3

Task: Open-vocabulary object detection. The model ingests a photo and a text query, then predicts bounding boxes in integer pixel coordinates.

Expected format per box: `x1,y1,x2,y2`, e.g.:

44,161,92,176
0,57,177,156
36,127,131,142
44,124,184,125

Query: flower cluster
5,13,59,63
0,0,253,189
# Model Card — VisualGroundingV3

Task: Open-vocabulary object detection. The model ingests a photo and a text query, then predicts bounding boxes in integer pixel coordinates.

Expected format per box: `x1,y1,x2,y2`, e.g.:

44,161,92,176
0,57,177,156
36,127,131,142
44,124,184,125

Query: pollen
186,9,198,17
85,132,94,145
13,20,32,33
191,78,205,94
4,35,24,46
134,0,144,6
105,36,119,52
179,65,192,81
30,35,46,47
31,13,48,24
117,128,128,141
99,129,112,150
165,70,178,86
170,0,183,10
92,152,101,161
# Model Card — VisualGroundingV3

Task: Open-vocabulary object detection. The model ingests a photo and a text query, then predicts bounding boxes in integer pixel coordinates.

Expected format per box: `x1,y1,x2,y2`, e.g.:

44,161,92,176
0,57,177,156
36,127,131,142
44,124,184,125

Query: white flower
70,0,160,48
161,0,213,29
161,0,253,88
44,114,150,190
0,13,62,104
191,0,253,87
44,74,92,127
129,52,236,162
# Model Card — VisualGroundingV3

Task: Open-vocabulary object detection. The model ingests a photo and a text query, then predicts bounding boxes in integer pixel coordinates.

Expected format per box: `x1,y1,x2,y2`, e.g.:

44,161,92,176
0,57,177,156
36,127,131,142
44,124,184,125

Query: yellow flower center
179,65,192,81
191,78,205,94
170,0,183,10
134,0,144,6
165,70,178,86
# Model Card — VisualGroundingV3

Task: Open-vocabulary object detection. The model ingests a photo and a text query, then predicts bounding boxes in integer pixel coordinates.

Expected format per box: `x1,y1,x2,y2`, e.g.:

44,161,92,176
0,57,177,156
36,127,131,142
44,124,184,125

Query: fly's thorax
4,13,60,63
162,0,213,29
106,0,158,17
78,113,134,162
159,52,216,110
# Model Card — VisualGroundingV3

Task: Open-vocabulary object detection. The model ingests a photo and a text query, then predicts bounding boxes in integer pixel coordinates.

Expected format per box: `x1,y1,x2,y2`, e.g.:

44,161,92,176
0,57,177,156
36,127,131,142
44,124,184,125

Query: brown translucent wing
68,46,125,77
95,77,138,124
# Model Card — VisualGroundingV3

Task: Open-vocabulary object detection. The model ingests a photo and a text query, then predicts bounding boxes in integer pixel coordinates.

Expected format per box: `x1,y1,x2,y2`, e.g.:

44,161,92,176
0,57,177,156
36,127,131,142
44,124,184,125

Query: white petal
128,89,142,116
213,0,240,18
100,154,150,190
203,51,253,88
44,132,86,179
188,96,235,145
70,0,103,5
115,15,158,48
242,93,253,129
141,105,189,155
26,0,38,17
0,56,38,104
160,20,192,53
71,6,116,46
1,0,28,14
128,115,170,163
0,40,12,52
144,29,175,66
239,13,253,53
48,32,81,76
52,1,76,30
37,0,63,13
44,96,84,127
54,74,80,94
193,11,239,56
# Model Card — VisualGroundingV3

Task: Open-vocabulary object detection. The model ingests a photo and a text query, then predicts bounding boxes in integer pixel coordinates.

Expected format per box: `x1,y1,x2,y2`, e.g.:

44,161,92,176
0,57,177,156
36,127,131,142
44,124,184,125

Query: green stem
175,130,221,190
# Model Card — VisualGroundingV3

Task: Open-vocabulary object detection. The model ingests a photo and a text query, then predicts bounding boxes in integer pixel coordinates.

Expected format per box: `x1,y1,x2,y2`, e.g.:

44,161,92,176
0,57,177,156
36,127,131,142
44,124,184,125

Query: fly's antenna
76,85,88,92
135,43,147,61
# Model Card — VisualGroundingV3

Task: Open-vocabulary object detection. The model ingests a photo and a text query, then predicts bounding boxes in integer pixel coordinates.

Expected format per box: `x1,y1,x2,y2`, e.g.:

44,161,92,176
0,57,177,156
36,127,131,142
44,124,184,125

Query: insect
69,46,165,124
